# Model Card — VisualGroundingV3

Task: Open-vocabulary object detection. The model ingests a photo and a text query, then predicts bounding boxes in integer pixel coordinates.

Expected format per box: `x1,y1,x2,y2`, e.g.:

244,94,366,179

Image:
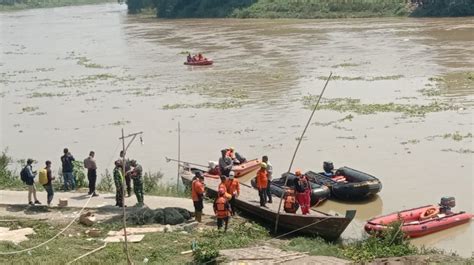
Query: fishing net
127,207,191,225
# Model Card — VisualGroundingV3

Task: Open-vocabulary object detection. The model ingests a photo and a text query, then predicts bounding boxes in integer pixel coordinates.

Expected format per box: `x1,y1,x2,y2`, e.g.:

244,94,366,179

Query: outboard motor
439,196,455,214
323,161,334,176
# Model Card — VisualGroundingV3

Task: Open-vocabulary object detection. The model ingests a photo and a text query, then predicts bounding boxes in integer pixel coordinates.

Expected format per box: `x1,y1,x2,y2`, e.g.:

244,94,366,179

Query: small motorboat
203,159,261,179
306,166,382,201
365,197,473,238
251,173,330,206
184,59,213,66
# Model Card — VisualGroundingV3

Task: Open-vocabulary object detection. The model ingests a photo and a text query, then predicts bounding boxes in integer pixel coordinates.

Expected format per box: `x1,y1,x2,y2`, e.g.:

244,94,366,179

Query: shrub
343,221,418,262
97,169,114,192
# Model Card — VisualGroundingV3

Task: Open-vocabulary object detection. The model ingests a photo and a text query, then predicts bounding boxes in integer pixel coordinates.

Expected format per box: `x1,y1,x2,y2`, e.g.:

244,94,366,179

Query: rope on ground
0,193,94,255
66,242,108,264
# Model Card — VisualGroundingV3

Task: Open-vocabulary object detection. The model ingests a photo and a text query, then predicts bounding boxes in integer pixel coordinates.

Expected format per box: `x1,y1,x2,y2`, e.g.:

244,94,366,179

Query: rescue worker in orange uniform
226,171,240,216
213,188,231,232
256,162,268,207
283,188,299,214
294,170,311,215
208,161,220,175
191,172,205,222
218,175,228,195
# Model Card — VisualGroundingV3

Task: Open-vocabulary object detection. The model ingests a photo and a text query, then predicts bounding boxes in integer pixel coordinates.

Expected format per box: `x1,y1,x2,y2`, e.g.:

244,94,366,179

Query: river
0,4,472,257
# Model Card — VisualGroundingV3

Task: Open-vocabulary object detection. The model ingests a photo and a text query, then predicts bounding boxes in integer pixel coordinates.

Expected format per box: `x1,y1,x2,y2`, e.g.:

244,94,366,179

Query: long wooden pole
177,122,181,190
121,128,132,264
273,72,333,233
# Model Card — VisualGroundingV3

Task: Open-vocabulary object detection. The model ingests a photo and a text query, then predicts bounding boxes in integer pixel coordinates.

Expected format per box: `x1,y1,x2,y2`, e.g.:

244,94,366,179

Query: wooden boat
182,168,356,241
365,205,473,238
204,159,261,179
305,167,382,201
250,173,330,206
184,59,213,66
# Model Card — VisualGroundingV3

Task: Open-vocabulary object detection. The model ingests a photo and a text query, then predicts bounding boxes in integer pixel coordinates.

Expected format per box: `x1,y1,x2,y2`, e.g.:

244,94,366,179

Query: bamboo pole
273,72,333,233
177,122,181,190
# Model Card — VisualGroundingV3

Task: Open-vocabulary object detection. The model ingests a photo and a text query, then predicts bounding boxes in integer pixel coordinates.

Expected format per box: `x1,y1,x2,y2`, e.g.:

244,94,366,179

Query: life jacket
296,176,310,192
215,196,229,218
284,190,297,213
226,149,235,159
192,179,204,202
256,169,268,189
218,183,232,199
208,167,220,175
226,179,240,196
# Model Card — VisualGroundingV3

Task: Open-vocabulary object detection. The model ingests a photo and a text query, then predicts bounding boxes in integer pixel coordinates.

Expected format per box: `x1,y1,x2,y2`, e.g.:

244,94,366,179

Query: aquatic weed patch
302,96,456,117
317,75,404,81
426,132,473,142
28,92,67,98
162,100,243,110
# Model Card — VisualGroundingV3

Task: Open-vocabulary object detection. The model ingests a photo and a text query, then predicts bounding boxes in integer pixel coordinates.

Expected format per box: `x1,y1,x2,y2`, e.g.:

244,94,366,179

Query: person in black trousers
83,151,98,196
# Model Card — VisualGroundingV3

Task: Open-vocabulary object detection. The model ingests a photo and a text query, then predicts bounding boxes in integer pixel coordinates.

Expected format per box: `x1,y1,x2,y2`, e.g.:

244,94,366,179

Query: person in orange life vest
294,170,311,215
226,147,246,165
226,171,240,216
256,163,268,207
207,161,220,176
214,188,231,232
218,175,228,194
192,171,205,222
283,188,299,214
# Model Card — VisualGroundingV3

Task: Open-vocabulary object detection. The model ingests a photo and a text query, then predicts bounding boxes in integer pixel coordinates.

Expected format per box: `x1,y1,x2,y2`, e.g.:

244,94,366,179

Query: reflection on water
0,3,473,257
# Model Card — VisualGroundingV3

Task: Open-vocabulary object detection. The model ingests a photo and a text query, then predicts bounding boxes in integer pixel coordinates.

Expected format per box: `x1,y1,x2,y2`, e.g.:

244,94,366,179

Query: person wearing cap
43,160,55,206
24,159,41,205
219,149,233,177
213,188,231,232
226,171,240,216
294,170,311,215
192,172,205,222
218,175,228,195
262,155,273,203
113,160,125,207
130,160,144,207
256,162,268,207
208,161,220,176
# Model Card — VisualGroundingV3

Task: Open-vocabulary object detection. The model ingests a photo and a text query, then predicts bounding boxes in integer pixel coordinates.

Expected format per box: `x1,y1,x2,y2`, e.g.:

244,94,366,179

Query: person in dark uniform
130,160,144,207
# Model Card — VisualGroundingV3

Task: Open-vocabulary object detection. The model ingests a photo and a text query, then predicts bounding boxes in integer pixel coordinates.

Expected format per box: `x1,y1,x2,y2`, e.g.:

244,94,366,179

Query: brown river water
0,4,472,256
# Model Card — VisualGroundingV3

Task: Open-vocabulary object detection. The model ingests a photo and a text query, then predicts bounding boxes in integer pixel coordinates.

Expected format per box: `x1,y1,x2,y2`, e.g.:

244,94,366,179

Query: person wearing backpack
39,161,55,206
22,159,41,205
61,148,75,191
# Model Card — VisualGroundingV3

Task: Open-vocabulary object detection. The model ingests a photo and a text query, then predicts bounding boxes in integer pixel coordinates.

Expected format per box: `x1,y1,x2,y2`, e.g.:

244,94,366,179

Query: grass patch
28,92,66,98
21,106,39,113
331,63,361,68
283,236,344,258
302,96,456,117
109,120,131,126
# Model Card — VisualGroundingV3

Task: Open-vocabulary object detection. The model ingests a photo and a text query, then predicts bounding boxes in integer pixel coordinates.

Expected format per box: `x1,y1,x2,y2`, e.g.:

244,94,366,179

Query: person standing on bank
262,156,273,203
256,162,268,207
192,171,205,222
130,160,144,207
119,150,132,197
113,160,124,207
84,151,98,197
43,161,55,206
214,188,231,232
226,171,240,216
22,159,41,205
61,148,75,191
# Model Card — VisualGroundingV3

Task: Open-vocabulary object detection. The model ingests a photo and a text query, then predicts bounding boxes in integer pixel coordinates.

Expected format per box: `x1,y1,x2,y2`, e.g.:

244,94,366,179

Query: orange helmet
295,169,302,176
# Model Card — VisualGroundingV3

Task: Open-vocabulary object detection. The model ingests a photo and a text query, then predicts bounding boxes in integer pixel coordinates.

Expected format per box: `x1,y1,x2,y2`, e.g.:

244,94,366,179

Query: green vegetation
0,0,114,11
284,236,343,258
0,150,24,189
193,222,269,263
128,0,473,18
317,74,404,81
343,222,417,262
21,106,39,113
302,96,456,117
162,100,243,110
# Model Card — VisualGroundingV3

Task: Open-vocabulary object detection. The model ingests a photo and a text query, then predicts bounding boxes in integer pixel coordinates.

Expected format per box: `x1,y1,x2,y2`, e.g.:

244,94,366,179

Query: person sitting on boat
198,53,203,61
283,189,299,214
226,171,240,216
294,170,311,215
322,161,334,177
214,188,231,232
256,163,268,207
226,147,246,165
208,161,220,175
187,53,193,63
219,149,233,177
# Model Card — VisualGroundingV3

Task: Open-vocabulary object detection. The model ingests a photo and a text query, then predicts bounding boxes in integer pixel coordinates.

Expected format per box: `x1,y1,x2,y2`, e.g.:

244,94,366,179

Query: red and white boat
365,204,473,238
203,159,261,179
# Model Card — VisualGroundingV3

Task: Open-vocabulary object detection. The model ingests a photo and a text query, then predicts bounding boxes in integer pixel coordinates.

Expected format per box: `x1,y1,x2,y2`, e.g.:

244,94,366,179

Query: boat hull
204,159,260,179
184,60,213,66
182,169,355,241
365,205,473,238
